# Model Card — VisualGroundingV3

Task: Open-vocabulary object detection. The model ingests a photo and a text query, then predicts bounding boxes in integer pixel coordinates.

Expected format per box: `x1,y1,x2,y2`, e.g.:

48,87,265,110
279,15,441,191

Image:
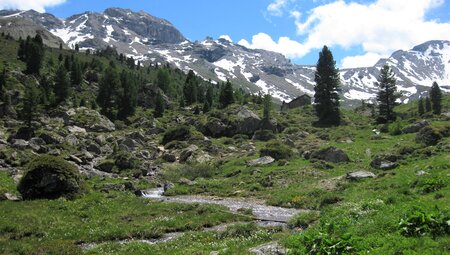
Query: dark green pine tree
425,97,431,113
206,86,214,106
219,80,234,108
117,70,138,120
25,35,45,75
70,58,83,87
263,94,272,120
156,68,170,93
153,91,165,118
376,65,399,123
183,70,198,105
313,46,341,126
97,62,120,120
0,68,6,100
418,97,424,116
429,81,442,114
21,82,41,128
54,65,70,104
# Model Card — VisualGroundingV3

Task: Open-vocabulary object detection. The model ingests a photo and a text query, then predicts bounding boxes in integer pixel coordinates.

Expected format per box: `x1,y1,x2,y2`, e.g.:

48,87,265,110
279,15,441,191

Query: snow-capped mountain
1,8,449,105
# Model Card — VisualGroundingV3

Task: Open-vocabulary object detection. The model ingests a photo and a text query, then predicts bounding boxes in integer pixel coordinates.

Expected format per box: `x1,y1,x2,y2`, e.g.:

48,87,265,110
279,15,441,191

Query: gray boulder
249,242,286,255
234,106,261,135
402,120,429,134
65,134,79,146
64,107,115,132
120,138,139,151
203,118,228,137
12,139,28,149
247,156,275,167
370,155,398,170
96,160,115,173
39,132,63,144
87,143,102,155
346,170,376,180
311,146,350,163
179,145,198,163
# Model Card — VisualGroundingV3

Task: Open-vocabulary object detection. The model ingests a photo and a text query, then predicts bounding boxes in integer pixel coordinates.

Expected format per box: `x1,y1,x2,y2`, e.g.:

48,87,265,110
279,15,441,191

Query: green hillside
0,34,449,254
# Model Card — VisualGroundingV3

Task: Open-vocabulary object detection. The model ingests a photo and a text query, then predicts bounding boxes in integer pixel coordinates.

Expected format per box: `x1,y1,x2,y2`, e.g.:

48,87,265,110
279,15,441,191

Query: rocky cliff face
1,8,449,105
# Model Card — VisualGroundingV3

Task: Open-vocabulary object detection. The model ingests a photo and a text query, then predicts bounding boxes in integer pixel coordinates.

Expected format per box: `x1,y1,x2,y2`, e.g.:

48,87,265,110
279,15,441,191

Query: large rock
247,156,275,167
18,155,85,200
311,146,350,163
233,106,261,136
64,107,115,132
402,120,429,134
119,138,139,151
249,242,286,255
203,118,228,137
346,170,376,180
370,155,398,170
39,132,64,144
179,145,198,163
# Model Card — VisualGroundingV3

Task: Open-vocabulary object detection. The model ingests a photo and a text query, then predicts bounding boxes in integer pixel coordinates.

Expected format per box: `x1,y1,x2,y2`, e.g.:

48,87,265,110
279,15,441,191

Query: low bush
389,121,403,136
399,210,450,237
288,211,320,229
217,223,258,239
285,222,363,255
260,141,293,160
18,155,85,200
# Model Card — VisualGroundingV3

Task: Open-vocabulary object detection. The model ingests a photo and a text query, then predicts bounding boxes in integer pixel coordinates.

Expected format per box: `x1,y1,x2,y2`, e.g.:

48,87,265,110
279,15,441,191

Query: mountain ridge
1,8,449,105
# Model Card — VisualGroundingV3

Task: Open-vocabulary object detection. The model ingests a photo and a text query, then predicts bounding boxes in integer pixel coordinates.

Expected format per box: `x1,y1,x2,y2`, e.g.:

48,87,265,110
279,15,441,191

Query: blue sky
2,0,450,68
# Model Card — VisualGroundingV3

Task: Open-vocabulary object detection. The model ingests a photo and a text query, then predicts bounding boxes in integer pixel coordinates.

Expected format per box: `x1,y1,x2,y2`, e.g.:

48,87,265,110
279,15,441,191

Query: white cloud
295,0,450,65
219,35,233,42
0,0,66,13
248,0,450,67
341,52,384,69
238,33,308,59
267,0,289,16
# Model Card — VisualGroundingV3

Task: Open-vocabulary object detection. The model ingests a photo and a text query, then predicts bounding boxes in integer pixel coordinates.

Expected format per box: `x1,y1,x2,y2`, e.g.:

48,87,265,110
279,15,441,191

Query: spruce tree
25,35,45,75
425,97,431,113
429,81,442,115
418,97,424,116
21,82,41,128
117,70,138,120
313,46,341,126
54,65,70,104
376,65,399,123
219,80,234,108
70,58,83,87
97,62,120,120
0,68,6,100
183,70,198,105
263,94,272,120
205,86,214,109
156,68,170,93
154,91,165,118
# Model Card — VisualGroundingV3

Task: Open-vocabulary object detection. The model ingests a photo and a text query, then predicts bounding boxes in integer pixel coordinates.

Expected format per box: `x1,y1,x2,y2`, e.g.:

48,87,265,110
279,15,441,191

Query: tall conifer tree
376,65,399,123
429,81,442,114
313,46,341,126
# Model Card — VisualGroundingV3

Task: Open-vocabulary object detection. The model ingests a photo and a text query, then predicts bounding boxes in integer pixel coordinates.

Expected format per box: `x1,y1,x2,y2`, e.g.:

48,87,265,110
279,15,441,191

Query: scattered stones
346,170,376,180
310,146,350,163
247,156,275,167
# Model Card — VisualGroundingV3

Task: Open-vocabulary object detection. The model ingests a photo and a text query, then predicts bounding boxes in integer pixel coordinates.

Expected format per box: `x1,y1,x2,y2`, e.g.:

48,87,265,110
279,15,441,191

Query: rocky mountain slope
1,8,449,104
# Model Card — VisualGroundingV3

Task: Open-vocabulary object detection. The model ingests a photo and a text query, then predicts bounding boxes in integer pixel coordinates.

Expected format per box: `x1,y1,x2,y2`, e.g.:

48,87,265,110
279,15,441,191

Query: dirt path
142,188,308,223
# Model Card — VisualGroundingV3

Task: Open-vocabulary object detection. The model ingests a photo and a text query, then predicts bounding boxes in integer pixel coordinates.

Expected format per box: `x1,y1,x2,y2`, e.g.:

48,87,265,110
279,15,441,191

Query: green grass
0,180,248,254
